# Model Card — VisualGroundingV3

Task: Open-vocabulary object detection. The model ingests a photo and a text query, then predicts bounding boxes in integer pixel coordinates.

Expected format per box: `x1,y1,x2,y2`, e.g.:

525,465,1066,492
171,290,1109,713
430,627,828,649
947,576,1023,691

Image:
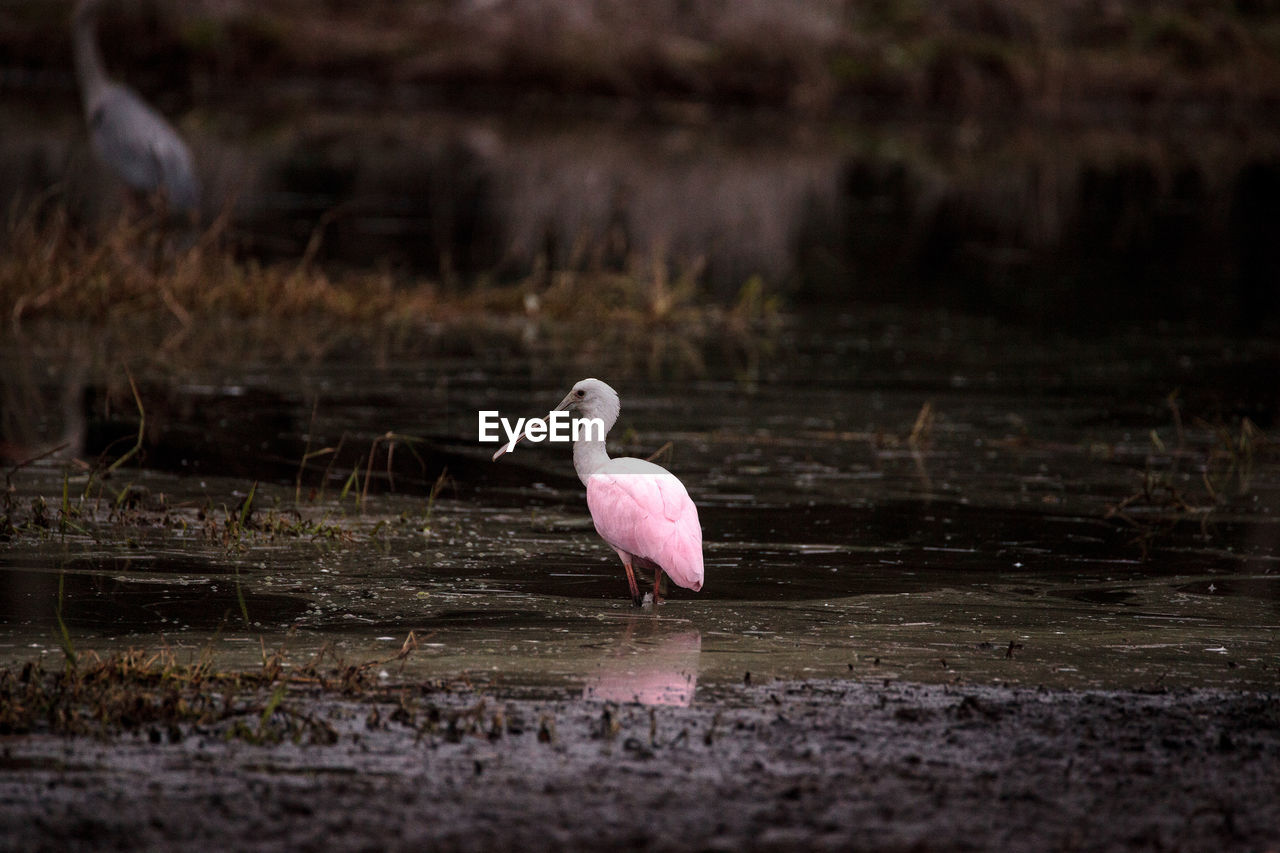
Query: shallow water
2,312,1278,700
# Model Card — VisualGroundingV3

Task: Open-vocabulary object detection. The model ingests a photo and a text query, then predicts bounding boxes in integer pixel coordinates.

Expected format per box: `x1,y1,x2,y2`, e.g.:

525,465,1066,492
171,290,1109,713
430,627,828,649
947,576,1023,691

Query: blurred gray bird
72,0,200,215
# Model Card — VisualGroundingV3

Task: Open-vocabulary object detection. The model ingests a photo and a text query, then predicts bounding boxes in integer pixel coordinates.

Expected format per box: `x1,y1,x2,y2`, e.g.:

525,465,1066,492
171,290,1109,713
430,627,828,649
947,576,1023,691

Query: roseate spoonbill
492,378,704,606
72,0,200,214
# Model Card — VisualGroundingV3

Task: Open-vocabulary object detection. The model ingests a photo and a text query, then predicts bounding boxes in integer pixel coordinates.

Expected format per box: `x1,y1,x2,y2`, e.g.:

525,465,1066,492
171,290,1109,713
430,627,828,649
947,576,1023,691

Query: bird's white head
490,377,621,462
553,378,621,432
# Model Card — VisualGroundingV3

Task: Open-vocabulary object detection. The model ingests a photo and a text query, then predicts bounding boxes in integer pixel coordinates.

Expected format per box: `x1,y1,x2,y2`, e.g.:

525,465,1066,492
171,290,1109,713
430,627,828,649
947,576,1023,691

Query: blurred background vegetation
2,0,1279,331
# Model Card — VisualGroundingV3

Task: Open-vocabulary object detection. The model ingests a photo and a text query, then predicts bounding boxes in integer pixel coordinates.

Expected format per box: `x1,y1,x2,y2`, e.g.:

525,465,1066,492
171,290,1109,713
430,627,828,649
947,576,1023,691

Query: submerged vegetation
1102,399,1277,557
0,642,501,745
1,459,437,548
0,369,452,546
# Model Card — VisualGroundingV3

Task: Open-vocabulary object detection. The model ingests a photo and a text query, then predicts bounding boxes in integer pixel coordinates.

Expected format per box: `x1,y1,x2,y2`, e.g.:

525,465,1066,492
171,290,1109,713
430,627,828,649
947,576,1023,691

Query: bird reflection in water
581,617,701,707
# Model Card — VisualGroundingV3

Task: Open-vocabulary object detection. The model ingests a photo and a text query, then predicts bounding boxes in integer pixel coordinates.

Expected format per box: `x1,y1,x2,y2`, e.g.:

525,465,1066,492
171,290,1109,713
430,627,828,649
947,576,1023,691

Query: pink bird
492,378,704,606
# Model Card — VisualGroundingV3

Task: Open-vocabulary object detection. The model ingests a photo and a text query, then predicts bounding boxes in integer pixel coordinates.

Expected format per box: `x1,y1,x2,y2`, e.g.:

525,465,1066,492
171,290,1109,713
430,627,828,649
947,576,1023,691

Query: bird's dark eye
575,389,585,397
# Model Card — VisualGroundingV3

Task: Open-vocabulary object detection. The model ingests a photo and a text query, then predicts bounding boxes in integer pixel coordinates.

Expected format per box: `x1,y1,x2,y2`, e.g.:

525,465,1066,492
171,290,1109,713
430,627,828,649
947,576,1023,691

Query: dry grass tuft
1,200,784,377
1,202,441,331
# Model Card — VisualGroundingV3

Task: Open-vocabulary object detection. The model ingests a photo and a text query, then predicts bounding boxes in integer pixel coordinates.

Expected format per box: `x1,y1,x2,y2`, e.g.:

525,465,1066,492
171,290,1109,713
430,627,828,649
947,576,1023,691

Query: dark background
2,0,1279,330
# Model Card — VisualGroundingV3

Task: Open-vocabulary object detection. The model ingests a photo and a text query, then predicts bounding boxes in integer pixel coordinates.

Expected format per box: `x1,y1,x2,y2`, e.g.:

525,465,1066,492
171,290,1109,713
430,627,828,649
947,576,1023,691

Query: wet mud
1,678,1277,852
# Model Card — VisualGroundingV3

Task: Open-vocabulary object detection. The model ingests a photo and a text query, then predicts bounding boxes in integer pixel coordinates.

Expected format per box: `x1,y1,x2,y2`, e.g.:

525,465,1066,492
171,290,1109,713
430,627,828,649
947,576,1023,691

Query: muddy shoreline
2,677,1277,852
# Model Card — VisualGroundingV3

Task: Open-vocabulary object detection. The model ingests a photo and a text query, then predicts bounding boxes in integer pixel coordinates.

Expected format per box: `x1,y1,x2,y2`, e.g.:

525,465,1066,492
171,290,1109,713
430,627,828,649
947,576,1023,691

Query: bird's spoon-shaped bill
490,427,535,461
490,389,579,461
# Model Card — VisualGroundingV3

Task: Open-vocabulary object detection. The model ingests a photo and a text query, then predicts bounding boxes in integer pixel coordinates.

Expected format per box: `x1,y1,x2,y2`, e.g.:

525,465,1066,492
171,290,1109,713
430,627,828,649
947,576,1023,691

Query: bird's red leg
653,568,665,605
622,554,642,607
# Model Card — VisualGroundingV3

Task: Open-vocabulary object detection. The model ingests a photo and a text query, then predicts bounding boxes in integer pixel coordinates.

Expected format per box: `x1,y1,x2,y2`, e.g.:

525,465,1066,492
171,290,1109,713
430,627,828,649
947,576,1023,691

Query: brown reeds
1,201,440,331
2,197,783,378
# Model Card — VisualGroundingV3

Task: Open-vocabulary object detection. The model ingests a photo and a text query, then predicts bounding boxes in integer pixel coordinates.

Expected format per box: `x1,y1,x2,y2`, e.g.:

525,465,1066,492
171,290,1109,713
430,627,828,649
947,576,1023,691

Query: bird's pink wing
587,470,704,591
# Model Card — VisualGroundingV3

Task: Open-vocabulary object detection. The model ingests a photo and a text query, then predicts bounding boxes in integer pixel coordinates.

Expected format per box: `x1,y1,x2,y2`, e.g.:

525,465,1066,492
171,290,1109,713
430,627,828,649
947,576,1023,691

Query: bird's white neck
571,408,617,486
572,437,610,487
72,1,108,112
567,382,621,486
